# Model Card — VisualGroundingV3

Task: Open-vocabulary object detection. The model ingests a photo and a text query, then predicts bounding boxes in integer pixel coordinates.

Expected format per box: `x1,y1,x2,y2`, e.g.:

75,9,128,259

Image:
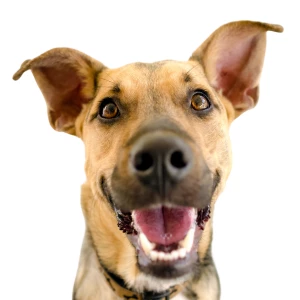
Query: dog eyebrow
184,72,192,83
111,84,121,93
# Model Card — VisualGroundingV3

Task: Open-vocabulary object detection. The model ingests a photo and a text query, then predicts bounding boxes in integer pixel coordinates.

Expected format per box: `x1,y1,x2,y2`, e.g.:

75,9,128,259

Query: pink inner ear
37,65,88,131
212,34,263,111
41,65,83,108
17,47,105,134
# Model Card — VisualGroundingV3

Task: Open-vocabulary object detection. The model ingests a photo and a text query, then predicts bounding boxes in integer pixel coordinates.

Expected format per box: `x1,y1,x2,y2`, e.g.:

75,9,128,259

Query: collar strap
102,266,186,300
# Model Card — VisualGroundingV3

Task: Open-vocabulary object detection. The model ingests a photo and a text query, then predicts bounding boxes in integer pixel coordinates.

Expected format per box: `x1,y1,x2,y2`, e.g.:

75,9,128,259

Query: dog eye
99,99,119,119
191,91,211,111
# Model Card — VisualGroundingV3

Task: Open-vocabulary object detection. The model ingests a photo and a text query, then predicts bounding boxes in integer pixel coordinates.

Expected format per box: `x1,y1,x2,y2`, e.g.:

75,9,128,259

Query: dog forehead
99,60,205,91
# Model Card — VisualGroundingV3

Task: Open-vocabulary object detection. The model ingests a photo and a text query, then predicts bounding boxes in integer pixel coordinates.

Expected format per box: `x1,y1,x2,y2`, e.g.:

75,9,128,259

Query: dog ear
13,48,106,135
190,21,283,118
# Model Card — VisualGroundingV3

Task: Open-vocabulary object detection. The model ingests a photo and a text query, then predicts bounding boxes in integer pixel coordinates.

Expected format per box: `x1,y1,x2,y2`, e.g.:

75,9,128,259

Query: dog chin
130,272,191,293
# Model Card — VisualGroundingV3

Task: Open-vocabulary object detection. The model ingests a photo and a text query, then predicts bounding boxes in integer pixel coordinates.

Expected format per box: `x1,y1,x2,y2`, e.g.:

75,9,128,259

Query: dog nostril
134,152,154,171
170,150,188,169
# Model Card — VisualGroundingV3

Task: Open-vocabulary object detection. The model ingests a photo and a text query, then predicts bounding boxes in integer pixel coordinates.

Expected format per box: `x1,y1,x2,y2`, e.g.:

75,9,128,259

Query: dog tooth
149,250,184,261
162,253,168,261
178,248,187,259
170,250,179,260
165,252,173,261
158,252,165,261
149,250,158,261
164,252,171,260
179,226,195,253
139,233,155,255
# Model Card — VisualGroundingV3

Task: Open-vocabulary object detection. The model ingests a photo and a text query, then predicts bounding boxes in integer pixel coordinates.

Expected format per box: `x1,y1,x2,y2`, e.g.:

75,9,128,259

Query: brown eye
191,92,211,111
99,100,119,119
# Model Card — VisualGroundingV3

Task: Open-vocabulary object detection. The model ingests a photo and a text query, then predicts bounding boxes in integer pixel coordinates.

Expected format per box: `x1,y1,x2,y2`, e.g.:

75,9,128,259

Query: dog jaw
112,202,211,279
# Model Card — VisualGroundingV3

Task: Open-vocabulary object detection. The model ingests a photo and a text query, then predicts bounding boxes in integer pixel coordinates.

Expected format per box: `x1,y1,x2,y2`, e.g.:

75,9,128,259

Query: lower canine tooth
178,248,187,258
179,226,195,253
140,233,155,255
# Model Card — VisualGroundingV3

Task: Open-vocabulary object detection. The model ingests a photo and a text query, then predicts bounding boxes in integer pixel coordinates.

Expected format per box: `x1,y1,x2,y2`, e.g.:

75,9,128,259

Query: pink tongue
134,206,195,245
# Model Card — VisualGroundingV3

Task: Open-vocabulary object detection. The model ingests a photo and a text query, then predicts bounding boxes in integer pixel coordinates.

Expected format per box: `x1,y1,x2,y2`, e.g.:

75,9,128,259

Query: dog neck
101,264,185,300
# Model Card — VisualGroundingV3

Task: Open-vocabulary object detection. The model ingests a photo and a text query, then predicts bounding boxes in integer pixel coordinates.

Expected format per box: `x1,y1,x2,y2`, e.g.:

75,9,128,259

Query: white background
1,1,299,299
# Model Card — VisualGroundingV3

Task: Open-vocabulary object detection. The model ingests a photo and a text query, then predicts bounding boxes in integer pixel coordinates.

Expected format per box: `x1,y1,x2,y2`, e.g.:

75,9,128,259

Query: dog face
14,21,283,293
83,60,232,280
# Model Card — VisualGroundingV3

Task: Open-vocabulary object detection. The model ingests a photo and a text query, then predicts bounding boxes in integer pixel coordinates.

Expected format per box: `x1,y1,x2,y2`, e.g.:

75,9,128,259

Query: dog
13,20,283,300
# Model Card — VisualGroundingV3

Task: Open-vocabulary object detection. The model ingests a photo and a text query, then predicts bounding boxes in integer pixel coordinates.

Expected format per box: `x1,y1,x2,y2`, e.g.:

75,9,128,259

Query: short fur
13,21,283,300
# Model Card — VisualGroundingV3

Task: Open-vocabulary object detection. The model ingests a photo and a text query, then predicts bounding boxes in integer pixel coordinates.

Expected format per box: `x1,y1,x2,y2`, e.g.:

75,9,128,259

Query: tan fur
13,21,283,299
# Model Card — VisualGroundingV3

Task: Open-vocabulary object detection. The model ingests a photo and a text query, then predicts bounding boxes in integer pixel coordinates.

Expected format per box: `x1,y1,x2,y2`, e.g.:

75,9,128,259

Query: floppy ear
190,21,283,118
13,48,106,135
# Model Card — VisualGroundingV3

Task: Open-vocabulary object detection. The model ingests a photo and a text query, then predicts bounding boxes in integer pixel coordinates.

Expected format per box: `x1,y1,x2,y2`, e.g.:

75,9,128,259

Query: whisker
184,63,206,82
185,64,201,77
99,77,115,84
105,73,118,84
94,84,118,95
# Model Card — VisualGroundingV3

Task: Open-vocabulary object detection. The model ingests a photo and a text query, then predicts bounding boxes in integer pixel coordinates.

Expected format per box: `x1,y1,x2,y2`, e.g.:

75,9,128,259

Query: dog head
14,21,283,292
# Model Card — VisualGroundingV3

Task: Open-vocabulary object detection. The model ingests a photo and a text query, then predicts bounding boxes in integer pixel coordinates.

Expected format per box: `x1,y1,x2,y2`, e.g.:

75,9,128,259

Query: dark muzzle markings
109,119,214,278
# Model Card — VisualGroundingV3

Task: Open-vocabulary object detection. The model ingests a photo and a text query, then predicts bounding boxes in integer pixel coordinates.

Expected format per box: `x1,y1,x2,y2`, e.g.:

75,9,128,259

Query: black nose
130,133,193,197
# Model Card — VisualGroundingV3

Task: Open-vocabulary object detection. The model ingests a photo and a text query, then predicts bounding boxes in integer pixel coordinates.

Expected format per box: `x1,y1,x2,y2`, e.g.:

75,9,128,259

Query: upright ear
13,48,106,135
190,21,283,118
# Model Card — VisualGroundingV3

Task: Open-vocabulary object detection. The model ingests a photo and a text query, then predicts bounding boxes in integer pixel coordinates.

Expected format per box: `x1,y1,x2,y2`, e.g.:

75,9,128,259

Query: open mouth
115,204,210,276
101,165,216,278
